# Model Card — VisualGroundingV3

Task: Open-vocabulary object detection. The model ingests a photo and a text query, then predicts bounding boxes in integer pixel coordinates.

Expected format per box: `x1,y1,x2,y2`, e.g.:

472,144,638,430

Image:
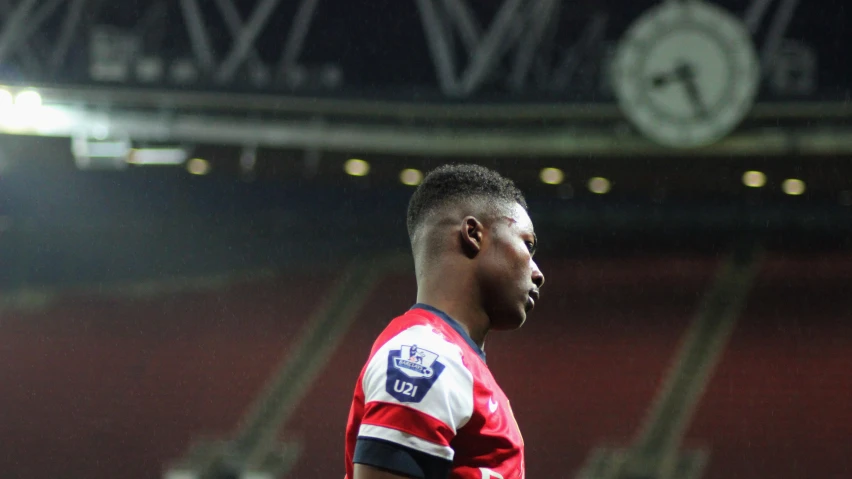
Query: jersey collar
410,303,487,363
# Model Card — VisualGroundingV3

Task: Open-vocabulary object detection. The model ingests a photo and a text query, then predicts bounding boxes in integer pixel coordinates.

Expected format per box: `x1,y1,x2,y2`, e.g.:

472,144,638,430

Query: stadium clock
611,0,760,148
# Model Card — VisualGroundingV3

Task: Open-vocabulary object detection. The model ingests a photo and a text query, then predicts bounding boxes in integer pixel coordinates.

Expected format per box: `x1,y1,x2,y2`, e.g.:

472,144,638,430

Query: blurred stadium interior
0,0,851,478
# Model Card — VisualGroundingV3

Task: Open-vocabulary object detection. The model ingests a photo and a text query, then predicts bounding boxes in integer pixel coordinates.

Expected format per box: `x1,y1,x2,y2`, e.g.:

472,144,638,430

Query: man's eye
525,241,535,252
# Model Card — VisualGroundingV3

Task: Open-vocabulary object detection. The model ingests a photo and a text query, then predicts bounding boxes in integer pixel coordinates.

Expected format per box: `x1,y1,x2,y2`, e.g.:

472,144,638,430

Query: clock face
611,0,760,148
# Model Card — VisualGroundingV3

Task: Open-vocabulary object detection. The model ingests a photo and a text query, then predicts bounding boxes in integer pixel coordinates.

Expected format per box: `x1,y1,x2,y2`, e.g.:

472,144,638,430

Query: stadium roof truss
0,0,850,158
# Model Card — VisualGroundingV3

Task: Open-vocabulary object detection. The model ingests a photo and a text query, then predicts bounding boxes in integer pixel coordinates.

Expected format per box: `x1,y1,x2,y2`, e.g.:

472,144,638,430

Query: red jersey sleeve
354,324,474,474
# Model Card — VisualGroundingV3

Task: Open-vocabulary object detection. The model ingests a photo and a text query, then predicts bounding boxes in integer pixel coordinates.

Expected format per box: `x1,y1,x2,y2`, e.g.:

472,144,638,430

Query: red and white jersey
344,304,524,479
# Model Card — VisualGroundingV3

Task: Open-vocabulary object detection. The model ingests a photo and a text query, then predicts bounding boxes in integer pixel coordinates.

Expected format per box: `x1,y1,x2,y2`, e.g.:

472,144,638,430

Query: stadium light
742,170,766,188
0,89,52,132
127,148,189,165
588,177,611,194
92,124,110,140
400,168,423,186
14,90,42,108
0,89,12,109
539,167,564,185
345,158,370,176
782,178,806,196
187,158,210,175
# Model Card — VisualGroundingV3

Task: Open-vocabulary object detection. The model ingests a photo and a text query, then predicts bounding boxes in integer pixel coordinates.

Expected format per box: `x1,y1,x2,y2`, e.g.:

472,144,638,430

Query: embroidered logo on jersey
386,345,445,403
393,345,439,378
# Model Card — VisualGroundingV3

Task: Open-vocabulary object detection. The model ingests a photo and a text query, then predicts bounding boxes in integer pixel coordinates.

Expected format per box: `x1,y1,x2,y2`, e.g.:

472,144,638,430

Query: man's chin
492,310,527,331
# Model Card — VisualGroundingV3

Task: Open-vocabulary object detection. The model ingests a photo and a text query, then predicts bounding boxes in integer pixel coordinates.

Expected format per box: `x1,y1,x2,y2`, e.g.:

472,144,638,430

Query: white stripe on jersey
361,324,475,433
358,424,455,460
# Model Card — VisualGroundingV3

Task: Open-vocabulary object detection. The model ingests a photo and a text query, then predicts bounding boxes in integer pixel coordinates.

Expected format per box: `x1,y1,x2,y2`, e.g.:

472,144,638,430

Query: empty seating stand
0,272,333,479
3,253,849,479
686,253,852,479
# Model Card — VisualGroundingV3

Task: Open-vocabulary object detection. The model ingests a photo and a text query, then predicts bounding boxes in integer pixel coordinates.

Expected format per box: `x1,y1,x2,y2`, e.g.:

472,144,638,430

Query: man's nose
531,263,545,289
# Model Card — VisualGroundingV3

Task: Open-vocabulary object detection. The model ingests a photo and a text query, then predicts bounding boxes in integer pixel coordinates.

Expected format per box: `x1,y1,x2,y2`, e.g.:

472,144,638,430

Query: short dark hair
406,164,527,238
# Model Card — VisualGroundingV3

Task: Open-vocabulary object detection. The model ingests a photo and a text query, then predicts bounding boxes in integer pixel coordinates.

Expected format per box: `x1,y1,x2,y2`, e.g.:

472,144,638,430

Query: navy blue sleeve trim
353,437,452,479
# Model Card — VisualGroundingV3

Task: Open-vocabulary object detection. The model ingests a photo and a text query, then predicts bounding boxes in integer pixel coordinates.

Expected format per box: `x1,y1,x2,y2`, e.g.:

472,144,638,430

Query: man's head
407,164,545,330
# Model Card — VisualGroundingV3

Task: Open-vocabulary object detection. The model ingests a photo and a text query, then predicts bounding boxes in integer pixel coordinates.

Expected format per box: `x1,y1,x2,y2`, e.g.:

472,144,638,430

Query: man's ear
460,216,484,258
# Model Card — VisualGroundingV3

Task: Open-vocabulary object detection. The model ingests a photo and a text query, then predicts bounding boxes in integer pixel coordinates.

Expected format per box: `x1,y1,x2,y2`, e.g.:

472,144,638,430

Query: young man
344,164,545,479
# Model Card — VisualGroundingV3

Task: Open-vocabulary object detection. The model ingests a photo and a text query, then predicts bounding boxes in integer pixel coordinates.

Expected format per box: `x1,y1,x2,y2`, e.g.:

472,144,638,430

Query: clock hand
674,62,708,119
650,71,676,89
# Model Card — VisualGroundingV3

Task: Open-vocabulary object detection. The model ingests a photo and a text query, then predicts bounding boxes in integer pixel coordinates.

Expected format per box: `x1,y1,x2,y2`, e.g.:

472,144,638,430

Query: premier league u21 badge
386,345,446,403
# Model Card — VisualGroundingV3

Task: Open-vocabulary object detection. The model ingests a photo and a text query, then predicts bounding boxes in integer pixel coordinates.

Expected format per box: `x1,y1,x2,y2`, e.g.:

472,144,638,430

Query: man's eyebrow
502,217,536,236
502,216,537,248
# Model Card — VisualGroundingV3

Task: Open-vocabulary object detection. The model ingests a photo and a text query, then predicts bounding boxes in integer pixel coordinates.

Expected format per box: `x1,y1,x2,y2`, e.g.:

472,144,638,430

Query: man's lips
527,289,540,310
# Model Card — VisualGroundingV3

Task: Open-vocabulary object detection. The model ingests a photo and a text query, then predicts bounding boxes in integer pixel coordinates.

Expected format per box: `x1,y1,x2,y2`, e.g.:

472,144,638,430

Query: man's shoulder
360,309,475,406
361,309,474,378
371,308,465,354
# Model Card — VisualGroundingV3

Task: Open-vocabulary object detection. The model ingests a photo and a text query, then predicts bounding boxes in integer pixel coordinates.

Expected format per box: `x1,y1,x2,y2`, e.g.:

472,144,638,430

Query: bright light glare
345,158,370,176
187,158,210,175
782,178,805,196
742,170,766,188
128,148,188,165
400,168,423,186
0,104,70,133
588,177,611,194
0,90,52,132
92,124,110,140
0,89,12,108
540,168,564,185
15,90,42,108
33,106,72,132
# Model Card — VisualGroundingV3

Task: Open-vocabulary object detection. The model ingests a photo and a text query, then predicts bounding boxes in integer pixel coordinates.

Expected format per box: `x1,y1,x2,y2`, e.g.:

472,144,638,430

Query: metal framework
10,102,852,158
0,0,816,92
0,0,844,156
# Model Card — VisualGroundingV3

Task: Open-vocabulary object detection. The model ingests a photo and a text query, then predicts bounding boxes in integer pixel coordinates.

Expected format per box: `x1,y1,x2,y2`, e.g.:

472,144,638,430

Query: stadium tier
1,255,850,479
0,273,333,479
685,253,852,479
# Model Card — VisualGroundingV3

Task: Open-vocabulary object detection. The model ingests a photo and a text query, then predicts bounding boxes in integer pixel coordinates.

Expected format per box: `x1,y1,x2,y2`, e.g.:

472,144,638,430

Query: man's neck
415,289,490,348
